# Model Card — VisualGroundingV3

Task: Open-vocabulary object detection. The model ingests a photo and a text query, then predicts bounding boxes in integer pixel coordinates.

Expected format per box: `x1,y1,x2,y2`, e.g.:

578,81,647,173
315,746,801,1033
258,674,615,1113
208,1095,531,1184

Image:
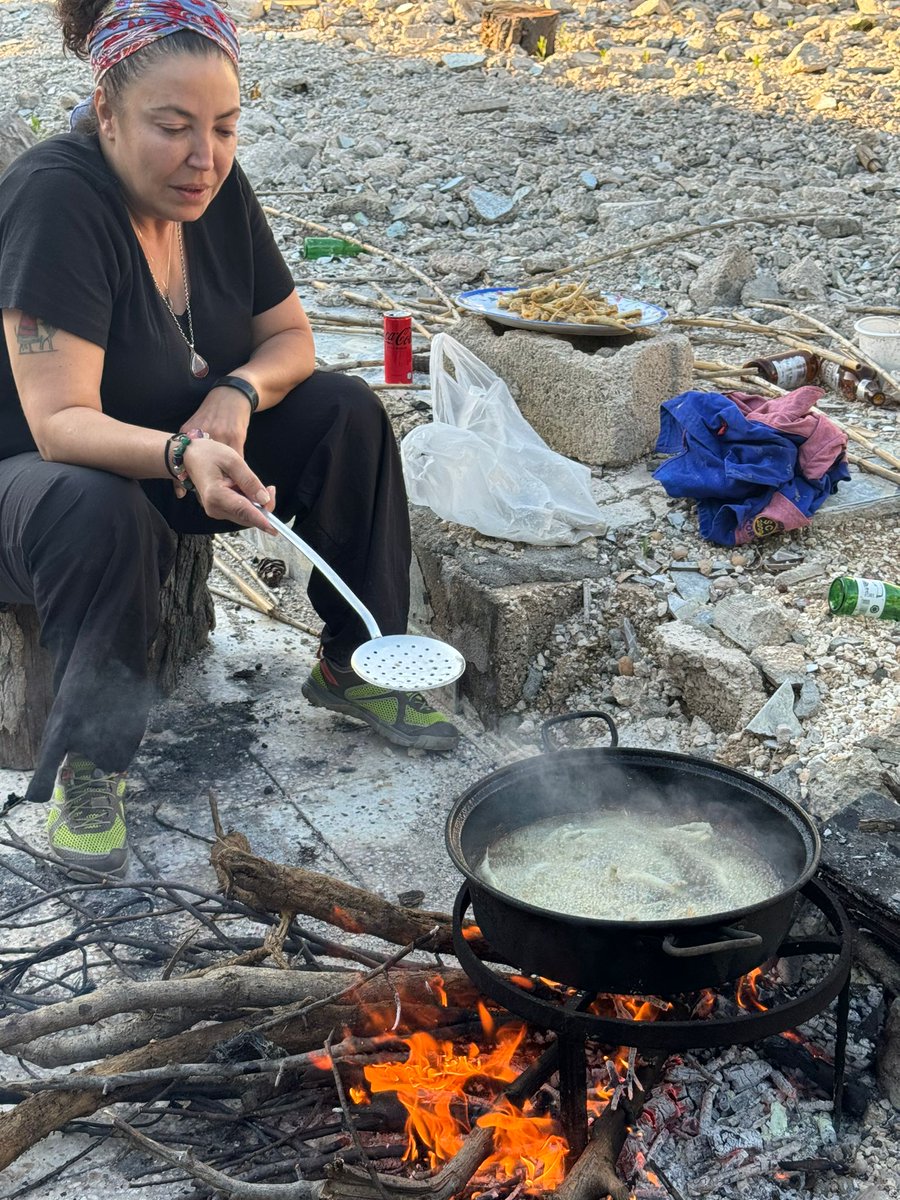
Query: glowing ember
781,1029,830,1061
693,989,716,1019
308,1051,332,1071
361,1025,567,1188
330,905,365,933
461,923,483,941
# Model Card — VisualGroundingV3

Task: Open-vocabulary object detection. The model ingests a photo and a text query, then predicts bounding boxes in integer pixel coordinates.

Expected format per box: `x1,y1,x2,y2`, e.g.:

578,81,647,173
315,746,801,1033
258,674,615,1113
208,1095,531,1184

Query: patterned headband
89,0,240,81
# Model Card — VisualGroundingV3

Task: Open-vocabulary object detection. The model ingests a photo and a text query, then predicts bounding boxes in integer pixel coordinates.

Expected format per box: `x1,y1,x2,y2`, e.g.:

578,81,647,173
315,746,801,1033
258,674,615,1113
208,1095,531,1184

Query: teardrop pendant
191,351,209,379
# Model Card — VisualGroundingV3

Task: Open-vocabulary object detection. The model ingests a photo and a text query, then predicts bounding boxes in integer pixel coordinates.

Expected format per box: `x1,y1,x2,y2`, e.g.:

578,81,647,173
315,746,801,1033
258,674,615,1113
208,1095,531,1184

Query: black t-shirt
0,133,296,459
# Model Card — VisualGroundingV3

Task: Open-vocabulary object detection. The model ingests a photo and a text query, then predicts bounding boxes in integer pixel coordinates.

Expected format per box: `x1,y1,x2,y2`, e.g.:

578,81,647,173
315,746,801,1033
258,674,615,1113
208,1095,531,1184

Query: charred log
210,829,490,958
759,1035,868,1119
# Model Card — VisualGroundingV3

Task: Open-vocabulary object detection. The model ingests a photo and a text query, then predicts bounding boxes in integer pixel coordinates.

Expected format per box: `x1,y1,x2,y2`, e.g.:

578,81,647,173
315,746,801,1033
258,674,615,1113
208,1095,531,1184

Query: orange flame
583,995,663,1118
736,967,767,1012
362,1025,567,1188
477,1000,496,1041
429,975,449,1007
479,1101,568,1189
308,1051,332,1071
349,1084,370,1106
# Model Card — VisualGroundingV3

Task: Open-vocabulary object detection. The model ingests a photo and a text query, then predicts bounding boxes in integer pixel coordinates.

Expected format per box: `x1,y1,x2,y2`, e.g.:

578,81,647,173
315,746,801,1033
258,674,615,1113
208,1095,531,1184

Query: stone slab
816,467,900,525
452,316,693,467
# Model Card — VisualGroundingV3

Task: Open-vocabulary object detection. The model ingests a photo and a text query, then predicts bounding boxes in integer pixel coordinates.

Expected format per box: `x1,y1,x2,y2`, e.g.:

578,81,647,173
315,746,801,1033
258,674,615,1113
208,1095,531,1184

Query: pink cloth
727,386,847,480
734,491,810,545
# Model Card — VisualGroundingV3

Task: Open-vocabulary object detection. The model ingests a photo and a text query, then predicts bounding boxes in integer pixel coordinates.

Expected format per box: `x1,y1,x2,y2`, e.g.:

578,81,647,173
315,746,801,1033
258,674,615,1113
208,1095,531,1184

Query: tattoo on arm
15,314,57,354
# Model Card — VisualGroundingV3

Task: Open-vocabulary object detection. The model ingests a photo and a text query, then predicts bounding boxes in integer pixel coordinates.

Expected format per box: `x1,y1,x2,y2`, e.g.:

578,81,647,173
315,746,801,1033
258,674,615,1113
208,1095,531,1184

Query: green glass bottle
828,576,900,621
302,237,364,260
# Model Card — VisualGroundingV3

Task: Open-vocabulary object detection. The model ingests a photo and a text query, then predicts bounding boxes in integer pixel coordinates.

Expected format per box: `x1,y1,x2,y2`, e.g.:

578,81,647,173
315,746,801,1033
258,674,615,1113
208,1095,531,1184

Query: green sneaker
301,661,460,753
46,754,128,878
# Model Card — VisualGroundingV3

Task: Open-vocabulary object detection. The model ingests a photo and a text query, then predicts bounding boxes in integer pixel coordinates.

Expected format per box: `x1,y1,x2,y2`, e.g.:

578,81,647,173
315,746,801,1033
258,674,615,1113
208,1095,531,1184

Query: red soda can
384,312,413,384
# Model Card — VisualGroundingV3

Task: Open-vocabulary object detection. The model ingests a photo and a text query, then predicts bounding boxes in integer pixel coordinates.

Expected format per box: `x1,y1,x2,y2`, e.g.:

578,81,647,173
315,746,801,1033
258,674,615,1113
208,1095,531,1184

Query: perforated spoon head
350,635,466,692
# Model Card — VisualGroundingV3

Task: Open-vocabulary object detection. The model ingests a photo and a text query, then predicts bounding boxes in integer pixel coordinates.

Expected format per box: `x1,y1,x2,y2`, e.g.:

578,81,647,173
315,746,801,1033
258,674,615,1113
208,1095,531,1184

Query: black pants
0,372,411,803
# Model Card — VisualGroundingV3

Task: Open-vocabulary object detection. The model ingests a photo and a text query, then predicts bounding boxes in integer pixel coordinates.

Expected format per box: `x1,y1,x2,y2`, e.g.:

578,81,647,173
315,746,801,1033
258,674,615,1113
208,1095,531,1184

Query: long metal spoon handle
256,506,382,640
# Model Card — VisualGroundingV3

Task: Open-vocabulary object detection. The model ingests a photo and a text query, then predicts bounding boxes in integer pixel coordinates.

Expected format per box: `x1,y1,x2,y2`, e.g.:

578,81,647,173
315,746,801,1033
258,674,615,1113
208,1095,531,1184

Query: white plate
457,286,668,338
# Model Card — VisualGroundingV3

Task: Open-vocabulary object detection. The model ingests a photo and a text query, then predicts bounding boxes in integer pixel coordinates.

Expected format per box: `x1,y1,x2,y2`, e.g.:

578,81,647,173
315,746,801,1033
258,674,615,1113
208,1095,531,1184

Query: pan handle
662,926,764,958
541,711,619,753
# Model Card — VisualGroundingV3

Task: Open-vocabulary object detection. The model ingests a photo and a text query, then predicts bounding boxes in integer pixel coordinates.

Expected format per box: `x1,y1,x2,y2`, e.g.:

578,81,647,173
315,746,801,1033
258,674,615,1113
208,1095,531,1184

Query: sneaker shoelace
62,771,120,832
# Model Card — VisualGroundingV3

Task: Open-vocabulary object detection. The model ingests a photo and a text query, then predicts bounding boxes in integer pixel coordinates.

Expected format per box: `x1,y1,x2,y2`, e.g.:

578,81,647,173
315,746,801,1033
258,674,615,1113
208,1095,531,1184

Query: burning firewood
548,1055,668,1200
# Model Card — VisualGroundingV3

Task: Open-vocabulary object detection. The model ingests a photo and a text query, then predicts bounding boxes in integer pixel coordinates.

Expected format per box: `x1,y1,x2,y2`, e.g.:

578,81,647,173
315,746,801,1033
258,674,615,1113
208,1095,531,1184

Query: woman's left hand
181,386,253,457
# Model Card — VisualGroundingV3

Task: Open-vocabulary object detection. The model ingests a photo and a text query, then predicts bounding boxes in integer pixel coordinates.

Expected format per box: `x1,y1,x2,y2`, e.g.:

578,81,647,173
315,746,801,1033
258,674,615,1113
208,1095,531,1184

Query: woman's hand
180,386,253,456
181,438,276,532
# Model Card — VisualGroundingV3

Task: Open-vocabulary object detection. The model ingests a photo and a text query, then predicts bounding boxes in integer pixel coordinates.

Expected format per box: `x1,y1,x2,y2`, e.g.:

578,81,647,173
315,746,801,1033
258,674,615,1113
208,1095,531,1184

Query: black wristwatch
214,375,259,414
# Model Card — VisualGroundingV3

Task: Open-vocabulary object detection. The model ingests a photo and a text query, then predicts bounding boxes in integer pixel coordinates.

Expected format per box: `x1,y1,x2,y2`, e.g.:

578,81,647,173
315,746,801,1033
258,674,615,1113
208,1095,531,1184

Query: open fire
309,966,780,1195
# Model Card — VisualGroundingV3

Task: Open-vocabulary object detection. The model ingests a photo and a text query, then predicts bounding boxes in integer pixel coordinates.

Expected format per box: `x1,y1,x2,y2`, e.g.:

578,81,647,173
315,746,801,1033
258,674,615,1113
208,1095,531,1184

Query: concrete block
453,317,693,467
711,592,798,653
749,643,808,688
653,621,767,733
409,509,587,721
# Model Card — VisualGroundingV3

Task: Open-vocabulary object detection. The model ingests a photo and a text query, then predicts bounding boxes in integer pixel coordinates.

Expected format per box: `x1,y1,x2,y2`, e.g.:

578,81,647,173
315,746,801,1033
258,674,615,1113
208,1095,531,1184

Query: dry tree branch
550,1056,668,1200
209,829,488,959
0,967,459,1172
323,1128,496,1200
845,451,900,487
325,1030,392,1200
0,966,453,1056
756,300,900,396
1,1034,411,1096
112,1115,323,1200
670,315,859,369
528,211,832,280
0,1013,266,1171
262,207,459,318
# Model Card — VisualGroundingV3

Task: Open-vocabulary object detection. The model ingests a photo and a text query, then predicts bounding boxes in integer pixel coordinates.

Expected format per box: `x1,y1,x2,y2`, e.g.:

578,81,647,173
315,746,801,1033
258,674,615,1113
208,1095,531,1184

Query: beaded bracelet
165,428,209,484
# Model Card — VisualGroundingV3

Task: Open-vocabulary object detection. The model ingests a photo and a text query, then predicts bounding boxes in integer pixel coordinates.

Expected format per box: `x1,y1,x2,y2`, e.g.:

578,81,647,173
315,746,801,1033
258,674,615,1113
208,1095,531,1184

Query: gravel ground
0,0,898,1196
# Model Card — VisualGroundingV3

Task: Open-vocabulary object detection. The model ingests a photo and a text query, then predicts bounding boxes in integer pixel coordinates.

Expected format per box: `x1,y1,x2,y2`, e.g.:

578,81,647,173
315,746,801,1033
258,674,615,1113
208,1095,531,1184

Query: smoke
459,747,814,920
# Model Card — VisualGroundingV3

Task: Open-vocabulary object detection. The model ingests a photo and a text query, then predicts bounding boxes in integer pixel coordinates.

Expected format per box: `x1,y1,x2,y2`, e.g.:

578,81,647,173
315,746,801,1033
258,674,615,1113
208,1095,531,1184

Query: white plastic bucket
854,315,900,374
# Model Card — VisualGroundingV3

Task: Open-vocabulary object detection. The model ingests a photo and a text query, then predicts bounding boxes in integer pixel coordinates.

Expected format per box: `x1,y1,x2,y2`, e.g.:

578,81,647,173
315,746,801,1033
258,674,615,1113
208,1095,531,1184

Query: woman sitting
0,0,458,878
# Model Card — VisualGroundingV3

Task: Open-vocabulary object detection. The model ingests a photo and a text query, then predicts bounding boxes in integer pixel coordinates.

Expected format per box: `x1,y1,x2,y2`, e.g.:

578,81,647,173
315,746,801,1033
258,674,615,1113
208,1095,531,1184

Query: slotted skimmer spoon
258,508,466,692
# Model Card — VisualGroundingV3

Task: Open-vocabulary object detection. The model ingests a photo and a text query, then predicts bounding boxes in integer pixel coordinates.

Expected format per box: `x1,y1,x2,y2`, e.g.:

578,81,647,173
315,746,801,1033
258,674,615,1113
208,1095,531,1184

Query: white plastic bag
401,333,605,545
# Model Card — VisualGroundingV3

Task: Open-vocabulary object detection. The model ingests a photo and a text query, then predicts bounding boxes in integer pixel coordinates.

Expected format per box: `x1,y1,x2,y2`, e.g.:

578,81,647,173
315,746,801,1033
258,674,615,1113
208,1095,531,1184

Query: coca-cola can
384,311,413,384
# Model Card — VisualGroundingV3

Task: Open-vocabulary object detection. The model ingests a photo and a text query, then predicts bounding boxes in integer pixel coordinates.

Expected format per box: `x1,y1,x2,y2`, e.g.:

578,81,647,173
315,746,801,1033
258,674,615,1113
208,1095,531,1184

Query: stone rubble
0,0,898,1194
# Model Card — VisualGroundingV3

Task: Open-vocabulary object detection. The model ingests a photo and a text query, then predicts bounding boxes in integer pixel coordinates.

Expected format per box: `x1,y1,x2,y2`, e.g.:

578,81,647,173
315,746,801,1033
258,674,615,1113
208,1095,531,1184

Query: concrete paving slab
0,598,497,915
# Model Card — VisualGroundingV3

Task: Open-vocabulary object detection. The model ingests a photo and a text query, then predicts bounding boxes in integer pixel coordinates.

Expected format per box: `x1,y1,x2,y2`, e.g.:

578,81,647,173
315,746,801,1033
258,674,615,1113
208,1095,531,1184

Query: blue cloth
653,390,850,546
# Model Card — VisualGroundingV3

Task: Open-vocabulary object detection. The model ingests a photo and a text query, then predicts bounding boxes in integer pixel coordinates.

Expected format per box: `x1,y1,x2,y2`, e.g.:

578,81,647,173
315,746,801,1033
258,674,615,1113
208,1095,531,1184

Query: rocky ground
0,0,898,1196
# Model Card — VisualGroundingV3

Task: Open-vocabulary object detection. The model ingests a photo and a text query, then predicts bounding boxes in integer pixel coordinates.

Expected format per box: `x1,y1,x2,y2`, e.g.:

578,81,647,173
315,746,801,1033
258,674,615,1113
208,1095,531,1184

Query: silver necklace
135,221,209,379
